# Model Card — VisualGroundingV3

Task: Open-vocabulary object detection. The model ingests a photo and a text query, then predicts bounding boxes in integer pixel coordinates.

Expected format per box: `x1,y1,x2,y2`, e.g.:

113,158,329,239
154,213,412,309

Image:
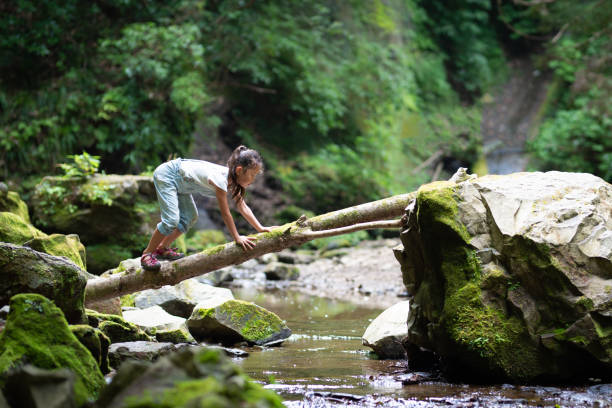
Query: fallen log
85,192,416,303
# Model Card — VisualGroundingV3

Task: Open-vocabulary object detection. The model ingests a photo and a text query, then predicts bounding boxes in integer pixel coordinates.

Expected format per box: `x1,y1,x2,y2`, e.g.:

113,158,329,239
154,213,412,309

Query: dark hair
227,145,263,203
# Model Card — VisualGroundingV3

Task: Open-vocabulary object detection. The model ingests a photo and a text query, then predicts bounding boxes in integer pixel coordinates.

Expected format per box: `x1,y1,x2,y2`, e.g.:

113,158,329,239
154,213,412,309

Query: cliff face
395,170,612,383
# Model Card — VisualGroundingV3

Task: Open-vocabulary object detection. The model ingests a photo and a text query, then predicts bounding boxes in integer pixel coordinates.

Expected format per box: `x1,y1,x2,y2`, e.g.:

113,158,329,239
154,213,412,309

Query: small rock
123,305,187,332
187,299,291,346
362,300,410,359
108,341,177,368
264,262,300,281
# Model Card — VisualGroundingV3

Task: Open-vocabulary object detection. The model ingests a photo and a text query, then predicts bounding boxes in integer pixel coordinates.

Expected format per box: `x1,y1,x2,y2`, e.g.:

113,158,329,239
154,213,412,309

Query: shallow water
233,288,611,408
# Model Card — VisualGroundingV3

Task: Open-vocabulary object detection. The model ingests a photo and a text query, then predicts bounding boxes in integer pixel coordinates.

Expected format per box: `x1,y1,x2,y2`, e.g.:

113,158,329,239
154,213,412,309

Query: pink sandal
141,253,161,271
154,247,185,261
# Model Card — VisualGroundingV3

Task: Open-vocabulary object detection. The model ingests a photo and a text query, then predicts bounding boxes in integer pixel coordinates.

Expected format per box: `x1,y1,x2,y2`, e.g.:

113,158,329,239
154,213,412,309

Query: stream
232,288,611,408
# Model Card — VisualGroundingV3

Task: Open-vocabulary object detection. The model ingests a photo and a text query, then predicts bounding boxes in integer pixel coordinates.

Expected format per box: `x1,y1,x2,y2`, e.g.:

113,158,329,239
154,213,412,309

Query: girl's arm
236,198,269,232
215,186,256,250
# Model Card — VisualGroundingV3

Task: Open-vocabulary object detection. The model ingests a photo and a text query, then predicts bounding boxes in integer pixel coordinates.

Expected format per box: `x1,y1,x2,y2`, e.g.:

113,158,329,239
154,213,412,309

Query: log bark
85,192,416,303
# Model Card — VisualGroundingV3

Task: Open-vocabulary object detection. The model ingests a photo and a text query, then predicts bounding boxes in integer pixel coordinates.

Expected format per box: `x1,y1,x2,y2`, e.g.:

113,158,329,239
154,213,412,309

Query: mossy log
85,192,416,302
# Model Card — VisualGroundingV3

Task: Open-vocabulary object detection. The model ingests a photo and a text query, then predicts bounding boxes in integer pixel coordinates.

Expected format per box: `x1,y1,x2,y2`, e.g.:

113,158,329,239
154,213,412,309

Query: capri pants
153,159,198,236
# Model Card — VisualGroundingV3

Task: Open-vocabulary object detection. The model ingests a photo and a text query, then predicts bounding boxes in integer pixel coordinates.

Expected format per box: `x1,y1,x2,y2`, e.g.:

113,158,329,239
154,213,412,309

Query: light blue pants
153,159,198,236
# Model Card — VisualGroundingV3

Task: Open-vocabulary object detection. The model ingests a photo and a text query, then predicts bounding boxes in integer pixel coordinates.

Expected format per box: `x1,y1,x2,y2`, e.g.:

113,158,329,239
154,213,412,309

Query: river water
233,289,611,408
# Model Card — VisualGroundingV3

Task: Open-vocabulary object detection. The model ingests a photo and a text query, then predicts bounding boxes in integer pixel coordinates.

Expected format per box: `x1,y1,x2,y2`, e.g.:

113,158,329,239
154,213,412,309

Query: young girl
141,145,274,271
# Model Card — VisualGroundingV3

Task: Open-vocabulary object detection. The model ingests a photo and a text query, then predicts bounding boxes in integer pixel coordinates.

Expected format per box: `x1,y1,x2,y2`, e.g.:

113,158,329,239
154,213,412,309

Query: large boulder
96,347,283,408
133,279,235,318
0,243,88,324
396,170,612,383
362,301,410,359
187,299,291,346
31,174,159,274
0,294,105,406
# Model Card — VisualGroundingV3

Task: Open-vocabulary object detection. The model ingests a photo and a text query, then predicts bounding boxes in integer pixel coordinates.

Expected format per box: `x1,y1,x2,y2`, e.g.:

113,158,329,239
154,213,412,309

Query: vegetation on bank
1,0,609,216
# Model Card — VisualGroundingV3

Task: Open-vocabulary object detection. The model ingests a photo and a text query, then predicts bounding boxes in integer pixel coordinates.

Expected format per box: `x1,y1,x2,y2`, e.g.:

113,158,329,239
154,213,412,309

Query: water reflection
233,289,611,408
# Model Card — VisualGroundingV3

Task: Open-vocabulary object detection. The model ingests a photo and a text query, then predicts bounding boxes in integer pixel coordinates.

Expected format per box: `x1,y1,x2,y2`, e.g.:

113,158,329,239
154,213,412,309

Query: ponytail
227,145,263,203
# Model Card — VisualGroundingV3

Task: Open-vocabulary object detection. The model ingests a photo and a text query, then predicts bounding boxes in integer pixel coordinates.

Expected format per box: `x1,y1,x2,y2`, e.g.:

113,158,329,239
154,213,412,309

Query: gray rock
0,243,88,324
122,305,187,332
133,279,234,318
2,365,76,408
362,301,410,359
108,341,179,368
264,262,300,281
397,170,612,382
187,299,291,346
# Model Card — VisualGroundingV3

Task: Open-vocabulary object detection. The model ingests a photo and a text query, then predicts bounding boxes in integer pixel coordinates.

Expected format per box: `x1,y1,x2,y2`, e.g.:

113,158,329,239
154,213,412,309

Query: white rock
362,300,410,359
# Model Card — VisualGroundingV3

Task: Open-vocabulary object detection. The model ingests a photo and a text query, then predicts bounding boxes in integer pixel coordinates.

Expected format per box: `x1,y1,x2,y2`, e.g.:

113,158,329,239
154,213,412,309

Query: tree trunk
85,192,416,303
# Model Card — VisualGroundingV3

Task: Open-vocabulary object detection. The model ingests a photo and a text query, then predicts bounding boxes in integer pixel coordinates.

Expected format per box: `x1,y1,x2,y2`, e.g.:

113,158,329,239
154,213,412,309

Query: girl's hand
259,226,279,233
235,235,256,251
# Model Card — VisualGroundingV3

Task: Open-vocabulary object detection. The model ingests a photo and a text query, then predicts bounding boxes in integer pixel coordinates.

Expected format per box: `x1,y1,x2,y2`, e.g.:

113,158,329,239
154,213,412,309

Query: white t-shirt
178,159,229,197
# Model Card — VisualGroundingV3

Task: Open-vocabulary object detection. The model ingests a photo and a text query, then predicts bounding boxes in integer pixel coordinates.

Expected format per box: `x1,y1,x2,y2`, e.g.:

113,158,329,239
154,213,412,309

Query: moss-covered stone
188,300,291,346
155,328,195,344
0,294,105,406
24,233,87,270
96,347,283,408
0,211,46,245
70,324,111,374
0,243,88,324
0,191,31,223
86,309,154,343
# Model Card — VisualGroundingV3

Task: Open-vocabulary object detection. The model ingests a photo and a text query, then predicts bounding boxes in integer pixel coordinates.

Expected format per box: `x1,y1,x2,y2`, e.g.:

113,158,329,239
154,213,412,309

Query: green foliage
59,152,100,179
527,2,611,180
415,0,506,96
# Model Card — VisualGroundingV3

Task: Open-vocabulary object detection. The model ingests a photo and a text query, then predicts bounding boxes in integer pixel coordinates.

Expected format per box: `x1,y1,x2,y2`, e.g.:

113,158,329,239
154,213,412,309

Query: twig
431,161,443,182
412,150,443,175
304,219,402,239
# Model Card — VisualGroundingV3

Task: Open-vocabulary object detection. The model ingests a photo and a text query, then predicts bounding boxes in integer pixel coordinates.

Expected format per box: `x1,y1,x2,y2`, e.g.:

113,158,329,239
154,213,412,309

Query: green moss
120,293,136,308
155,328,194,344
0,191,31,223
70,324,111,374
217,300,284,342
0,211,47,245
98,320,152,343
0,294,105,405
443,282,542,380
25,233,87,270
198,308,215,319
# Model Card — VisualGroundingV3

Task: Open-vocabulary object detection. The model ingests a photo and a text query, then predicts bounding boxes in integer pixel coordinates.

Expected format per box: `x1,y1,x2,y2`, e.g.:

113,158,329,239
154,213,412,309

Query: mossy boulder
86,309,153,343
0,211,46,245
0,190,30,223
396,171,612,383
70,325,111,374
24,233,87,270
264,262,300,281
0,243,88,324
95,347,283,408
187,299,291,346
31,174,159,274
0,294,105,406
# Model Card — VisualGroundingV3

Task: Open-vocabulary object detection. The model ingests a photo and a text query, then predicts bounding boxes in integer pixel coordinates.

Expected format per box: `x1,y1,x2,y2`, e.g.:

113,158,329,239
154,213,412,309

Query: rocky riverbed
219,238,407,310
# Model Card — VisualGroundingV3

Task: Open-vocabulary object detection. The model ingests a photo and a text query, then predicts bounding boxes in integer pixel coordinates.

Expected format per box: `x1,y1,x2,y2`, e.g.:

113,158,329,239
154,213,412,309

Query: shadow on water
233,288,612,408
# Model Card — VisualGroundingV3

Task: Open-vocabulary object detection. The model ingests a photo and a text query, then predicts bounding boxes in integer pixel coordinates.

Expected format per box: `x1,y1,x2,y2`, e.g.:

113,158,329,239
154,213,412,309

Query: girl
141,145,274,271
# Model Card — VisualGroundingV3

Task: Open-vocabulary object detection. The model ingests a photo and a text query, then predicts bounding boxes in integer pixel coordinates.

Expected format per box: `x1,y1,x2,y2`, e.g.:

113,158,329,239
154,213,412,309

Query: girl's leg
159,228,183,249
143,228,166,255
